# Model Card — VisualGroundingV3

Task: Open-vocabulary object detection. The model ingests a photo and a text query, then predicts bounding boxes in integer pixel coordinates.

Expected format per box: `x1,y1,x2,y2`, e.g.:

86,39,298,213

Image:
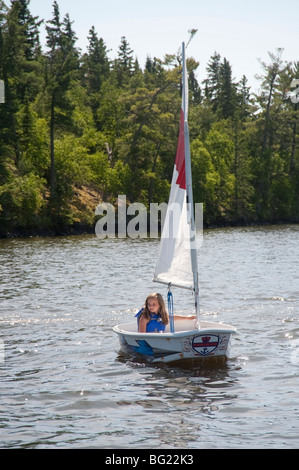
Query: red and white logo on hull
192,335,219,356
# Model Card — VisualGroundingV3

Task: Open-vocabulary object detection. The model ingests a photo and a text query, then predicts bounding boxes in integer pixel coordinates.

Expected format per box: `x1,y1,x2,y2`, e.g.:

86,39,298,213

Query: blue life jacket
135,309,166,333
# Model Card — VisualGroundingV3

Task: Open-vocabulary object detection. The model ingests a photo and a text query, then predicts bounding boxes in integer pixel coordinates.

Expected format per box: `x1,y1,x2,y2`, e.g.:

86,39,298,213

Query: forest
0,0,298,237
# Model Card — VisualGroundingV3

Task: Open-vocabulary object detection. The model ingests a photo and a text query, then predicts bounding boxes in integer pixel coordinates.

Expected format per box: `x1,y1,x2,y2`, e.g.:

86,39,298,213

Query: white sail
153,43,198,293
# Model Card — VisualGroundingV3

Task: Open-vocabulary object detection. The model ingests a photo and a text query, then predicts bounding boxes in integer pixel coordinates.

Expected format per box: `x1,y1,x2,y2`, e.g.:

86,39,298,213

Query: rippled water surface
0,225,298,448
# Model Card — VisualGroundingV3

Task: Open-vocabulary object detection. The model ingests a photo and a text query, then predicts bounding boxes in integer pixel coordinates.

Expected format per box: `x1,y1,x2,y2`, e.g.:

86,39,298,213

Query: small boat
113,42,237,364
114,318,236,364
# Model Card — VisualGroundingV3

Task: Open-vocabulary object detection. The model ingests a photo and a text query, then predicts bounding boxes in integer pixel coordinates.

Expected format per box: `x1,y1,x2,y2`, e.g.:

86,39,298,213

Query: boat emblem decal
192,335,219,356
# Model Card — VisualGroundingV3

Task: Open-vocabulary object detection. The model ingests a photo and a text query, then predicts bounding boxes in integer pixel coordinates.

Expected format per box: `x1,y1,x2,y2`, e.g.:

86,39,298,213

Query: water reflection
119,353,238,398
116,352,239,448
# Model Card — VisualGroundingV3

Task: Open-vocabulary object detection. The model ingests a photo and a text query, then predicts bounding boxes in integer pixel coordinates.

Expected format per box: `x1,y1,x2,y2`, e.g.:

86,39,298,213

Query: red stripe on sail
175,109,186,190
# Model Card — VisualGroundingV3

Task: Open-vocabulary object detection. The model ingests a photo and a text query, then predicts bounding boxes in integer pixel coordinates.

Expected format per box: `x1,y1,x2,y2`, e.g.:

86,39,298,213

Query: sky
28,0,298,92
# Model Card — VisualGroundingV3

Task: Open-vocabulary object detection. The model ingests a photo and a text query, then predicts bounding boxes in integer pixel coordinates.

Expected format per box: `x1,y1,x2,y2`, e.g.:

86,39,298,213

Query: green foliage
191,128,236,223
0,1,298,236
0,171,45,230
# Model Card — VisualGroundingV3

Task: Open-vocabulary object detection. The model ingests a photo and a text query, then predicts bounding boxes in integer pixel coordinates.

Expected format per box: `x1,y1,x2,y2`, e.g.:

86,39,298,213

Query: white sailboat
113,42,236,364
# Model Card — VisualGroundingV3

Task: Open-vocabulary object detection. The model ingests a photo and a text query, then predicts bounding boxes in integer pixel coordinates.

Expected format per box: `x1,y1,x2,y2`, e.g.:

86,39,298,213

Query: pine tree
203,52,221,111
81,26,110,126
45,1,80,198
113,36,134,86
218,58,236,119
83,26,110,94
203,53,237,119
0,0,43,165
16,0,42,61
236,75,252,119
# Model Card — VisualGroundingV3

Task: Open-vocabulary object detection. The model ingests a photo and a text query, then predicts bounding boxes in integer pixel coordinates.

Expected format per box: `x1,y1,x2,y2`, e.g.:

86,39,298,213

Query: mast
182,42,200,318
153,42,200,320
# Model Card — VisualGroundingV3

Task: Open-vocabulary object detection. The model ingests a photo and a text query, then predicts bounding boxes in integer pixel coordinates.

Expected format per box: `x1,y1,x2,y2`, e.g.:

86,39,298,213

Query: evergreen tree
203,53,237,119
0,0,43,165
15,0,42,61
117,66,180,204
45,1,80,199
217,58,236,119
236,75,252,119
81,26,110,126
144,56,166,89
0,0,26,165
83,26,110,94
203,52,221,111
113,36,134,86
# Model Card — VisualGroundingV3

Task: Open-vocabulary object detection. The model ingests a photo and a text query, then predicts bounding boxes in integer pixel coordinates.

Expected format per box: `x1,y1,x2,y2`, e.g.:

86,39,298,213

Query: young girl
137,292,196,333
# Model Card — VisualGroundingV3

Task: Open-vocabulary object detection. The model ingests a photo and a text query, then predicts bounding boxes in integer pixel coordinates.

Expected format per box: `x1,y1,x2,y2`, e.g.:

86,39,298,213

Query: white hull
113,318,237,364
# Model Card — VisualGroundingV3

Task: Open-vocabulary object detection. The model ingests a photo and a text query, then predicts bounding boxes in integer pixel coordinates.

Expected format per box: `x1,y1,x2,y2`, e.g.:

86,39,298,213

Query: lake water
0,225,298,449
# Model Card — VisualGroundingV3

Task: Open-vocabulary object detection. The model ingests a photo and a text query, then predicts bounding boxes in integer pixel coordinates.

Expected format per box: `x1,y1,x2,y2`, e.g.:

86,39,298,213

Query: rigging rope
167,285,175,333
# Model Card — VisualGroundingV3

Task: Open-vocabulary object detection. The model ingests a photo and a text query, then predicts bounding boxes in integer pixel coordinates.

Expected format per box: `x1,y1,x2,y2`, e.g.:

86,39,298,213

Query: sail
153,43,196,291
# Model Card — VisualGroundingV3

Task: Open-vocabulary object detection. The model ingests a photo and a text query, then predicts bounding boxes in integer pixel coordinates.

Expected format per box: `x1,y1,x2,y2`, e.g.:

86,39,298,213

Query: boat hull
113,319,237,364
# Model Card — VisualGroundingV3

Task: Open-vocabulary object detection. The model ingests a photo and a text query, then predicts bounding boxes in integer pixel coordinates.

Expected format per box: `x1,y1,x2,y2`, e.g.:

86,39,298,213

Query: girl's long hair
142,293,168,325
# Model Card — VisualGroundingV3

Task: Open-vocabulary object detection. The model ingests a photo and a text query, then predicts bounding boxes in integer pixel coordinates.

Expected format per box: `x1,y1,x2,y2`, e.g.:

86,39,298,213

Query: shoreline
1,218,298,240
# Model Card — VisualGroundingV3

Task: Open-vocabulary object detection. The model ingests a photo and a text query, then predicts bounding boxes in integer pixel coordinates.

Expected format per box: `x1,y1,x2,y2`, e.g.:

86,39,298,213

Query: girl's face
147,298,159,314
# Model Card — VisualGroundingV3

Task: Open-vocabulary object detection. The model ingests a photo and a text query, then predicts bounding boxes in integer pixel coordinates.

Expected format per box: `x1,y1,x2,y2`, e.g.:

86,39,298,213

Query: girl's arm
173,315,197,320
138,315,149,333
